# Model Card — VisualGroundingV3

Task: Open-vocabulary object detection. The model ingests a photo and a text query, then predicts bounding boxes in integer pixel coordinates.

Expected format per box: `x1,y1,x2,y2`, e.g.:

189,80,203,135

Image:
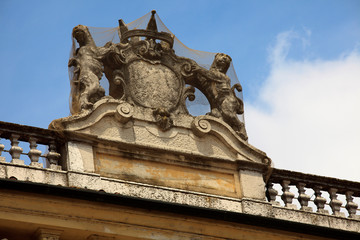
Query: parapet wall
0,120,359,235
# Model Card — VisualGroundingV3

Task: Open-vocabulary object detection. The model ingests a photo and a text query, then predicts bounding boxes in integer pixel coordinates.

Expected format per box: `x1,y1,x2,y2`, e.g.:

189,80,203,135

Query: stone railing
266,168,360,219
0,121,63,170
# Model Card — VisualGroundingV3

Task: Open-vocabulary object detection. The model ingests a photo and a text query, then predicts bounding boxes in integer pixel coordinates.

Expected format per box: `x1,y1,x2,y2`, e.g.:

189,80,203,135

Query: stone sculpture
68,25,106,114
190,53,247,140
66,11,248,140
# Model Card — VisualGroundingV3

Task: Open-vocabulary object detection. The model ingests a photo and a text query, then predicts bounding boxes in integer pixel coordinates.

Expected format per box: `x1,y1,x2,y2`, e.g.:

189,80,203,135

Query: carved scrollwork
104,42,128,68
184,86,195,102
181,86,195,114
115,102,133,123
191,116,211,137
137,39,163,61
116,43,129,59
180,62,193,78
108,51,126,66
112,70,126,100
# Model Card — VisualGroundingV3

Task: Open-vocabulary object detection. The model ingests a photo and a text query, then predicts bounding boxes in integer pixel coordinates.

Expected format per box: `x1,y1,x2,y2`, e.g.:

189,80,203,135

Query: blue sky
1,0,360,181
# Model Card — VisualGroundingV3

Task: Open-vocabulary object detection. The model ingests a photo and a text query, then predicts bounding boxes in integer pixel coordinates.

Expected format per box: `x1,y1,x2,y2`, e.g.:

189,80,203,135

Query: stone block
49,164,62,171
95,151,240,198
328,216,360,232
241,199,273,217
0,164,6,178
273,206,331,228
30,162,43,168
67,171,102,190
239,170,266,200
10,159,24,165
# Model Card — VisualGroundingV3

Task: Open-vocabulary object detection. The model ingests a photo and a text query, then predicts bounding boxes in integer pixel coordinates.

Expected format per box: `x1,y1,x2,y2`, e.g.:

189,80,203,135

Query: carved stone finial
147,10,158,32
118,19,128,43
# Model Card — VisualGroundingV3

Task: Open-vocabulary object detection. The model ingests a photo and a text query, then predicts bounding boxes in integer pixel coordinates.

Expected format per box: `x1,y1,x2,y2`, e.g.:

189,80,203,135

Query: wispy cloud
246,30,360,181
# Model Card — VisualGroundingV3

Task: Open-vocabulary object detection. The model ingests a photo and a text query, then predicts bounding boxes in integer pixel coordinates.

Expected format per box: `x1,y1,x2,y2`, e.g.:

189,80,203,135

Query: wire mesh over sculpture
68,11,248,140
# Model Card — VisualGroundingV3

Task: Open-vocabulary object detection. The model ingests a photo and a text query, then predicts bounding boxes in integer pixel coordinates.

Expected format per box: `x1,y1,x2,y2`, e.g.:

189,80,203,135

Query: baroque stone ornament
69,25,109,114
57,11,253,145
188,53,247,140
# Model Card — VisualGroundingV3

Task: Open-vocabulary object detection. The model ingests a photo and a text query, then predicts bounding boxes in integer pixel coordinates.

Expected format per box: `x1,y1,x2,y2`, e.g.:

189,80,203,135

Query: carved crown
119,10,174,48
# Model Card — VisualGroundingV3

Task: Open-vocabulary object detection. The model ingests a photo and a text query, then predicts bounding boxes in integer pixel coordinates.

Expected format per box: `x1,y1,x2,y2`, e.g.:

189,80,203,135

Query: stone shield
128,60,182,110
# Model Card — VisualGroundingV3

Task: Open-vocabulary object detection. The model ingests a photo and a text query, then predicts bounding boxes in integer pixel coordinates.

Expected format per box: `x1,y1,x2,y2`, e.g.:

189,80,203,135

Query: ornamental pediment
50,11,269,165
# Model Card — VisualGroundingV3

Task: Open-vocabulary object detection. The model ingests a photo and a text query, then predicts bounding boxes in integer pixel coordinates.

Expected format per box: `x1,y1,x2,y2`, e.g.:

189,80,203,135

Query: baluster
314,186,328,214
281,180,296,209
46,140,61,170
297,182,312,211
266,182,280,205
28,137,42,168
0,131,5,162
9,134,24,165
345,191,359,219
329,188,345,217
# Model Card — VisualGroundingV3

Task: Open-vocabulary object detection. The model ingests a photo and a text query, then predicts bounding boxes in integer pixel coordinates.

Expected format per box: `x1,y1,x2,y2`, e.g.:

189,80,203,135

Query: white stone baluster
28,137,42,168
266,182,280,205
9,134,24,165
314,186,328,214
345,191,359,219
0,131,5,162
281,180,296,209
297,182,312,211
46,140,61,170
329,188,345,217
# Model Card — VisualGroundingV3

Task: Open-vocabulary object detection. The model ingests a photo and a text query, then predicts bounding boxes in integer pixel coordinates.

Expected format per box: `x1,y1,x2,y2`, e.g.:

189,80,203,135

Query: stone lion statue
192,53,248,140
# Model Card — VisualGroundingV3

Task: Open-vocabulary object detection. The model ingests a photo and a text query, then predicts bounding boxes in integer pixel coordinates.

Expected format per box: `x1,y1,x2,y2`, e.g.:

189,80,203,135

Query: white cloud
245,31,360,181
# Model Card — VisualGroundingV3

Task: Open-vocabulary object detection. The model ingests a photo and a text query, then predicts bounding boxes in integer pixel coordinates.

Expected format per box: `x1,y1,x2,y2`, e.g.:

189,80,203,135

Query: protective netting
69,11,244,122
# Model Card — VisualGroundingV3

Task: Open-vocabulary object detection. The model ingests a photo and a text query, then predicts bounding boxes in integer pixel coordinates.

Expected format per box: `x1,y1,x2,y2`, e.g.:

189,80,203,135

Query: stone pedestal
53,99,271,201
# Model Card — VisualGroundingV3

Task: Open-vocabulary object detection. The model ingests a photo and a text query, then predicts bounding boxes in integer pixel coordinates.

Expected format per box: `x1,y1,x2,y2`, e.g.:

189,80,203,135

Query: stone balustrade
1,120,360,222
267,168,360,219
0,121,63,170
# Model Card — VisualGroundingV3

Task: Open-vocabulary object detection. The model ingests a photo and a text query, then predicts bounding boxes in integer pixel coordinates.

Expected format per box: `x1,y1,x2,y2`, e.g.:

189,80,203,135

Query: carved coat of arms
67,10,248,141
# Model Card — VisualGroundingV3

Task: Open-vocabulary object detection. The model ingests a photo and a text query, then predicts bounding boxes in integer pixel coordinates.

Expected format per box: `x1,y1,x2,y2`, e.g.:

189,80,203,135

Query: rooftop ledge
0,120,360,235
